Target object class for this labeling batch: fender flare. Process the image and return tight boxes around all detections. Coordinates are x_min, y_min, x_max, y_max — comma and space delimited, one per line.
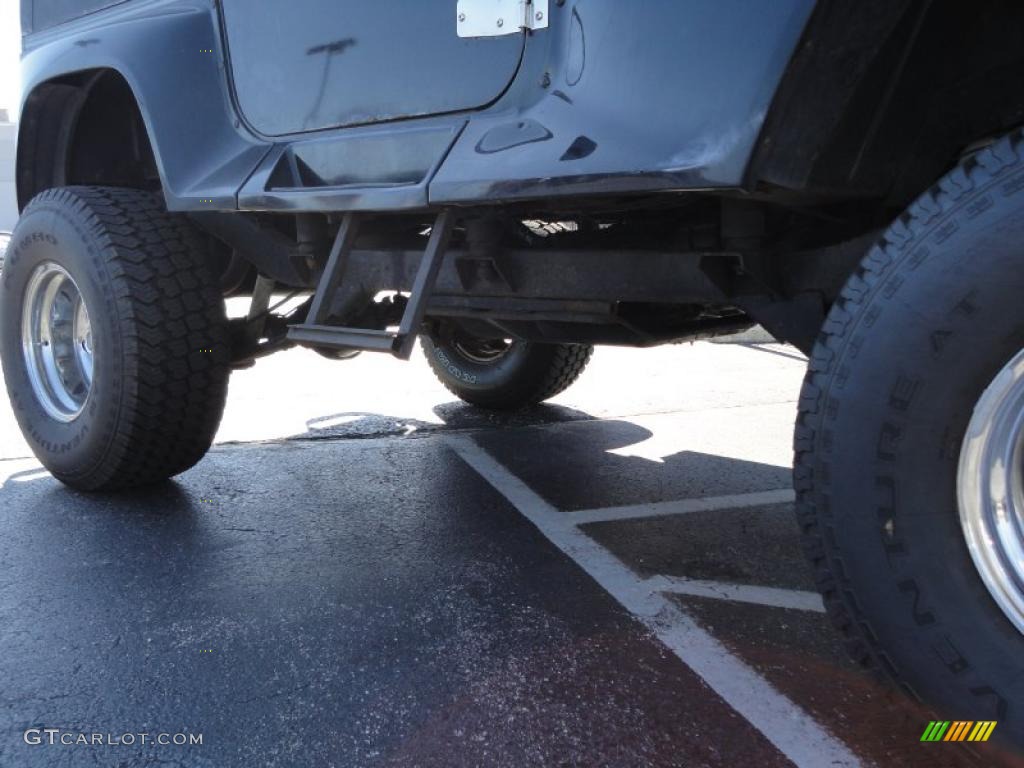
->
18, 0, 269, 211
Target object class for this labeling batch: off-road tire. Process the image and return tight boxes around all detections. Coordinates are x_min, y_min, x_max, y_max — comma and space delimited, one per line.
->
421, 335, 593, 410
0, 187, 230, 491
795, 130, 1024, 749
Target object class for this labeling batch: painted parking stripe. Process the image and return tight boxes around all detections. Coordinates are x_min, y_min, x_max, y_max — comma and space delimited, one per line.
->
565, 489, 796, 525
0, 458, 46, 490
448, 435, 860, 768
649, 575, 826, 613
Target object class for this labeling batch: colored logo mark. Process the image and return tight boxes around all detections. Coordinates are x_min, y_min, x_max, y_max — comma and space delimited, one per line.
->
920, 721, 997, 743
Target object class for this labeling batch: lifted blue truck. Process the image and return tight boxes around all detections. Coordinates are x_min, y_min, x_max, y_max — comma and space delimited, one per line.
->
3, 0, 1024, 751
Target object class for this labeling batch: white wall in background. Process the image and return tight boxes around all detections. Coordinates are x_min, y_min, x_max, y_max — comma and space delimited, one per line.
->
0, 122, 14, 231
0, 122, 15, 231
1, 1, 23, 231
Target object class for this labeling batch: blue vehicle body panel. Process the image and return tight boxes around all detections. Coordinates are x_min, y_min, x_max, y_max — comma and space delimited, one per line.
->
21, 0, 269, 210
19, 0, 816, 212
220, 0, 524, 137
432, 0, 816, 203
237, 120, 465, 213
23, 0, 128, 34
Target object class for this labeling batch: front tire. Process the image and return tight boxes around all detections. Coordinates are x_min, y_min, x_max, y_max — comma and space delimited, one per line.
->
796, 130, 1024, 748
421, 329, 592, 410
0, 187, 230, 491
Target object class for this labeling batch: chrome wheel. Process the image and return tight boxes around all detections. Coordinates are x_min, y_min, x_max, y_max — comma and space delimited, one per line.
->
20, 262, 94, 422
959, 348, 1024, 635
453, 336, 513, 364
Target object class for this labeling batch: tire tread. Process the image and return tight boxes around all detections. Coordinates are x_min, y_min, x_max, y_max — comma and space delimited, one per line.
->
421, 337, 593, 409
23, 187, 230, 490
794, 129, 1024, 682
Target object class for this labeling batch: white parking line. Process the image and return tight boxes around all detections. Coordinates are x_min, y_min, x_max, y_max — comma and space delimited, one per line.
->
0, 458, 46, 490
448, 435, 860, 768
649, 575, 826, 613
565, 488, 796, 525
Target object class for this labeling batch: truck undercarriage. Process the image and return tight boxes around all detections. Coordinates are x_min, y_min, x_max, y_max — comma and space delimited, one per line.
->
5, 0, 1024, 754
189, 199, 879, 369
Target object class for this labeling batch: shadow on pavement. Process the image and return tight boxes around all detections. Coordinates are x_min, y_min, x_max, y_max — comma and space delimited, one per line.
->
0, 414, 797, 768
278, 401, 595, 442
1, 403, 1016, 767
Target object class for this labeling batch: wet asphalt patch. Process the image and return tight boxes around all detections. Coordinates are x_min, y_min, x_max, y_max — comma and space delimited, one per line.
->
0, 437, 783, 768
2, 341, 1021, 767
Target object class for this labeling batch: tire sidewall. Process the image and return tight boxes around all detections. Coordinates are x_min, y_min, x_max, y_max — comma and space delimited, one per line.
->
424, 336, 542, 396
0, 198, 125, 481
813, 162, 1024, 733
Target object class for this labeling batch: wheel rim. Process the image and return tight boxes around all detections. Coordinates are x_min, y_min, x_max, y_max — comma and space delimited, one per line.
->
20, 262, 94, 422
452, 337, 513, 364
958, 348, 1024, 635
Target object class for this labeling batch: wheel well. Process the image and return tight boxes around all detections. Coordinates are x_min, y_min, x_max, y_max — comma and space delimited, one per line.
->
17, 69, 160, 210
750, 0, 1024, 210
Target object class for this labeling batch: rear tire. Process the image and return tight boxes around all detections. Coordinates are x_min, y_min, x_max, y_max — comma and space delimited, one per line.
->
796, 130, 1024, 749
0, 187, 230, 491
421, 330, 592, 410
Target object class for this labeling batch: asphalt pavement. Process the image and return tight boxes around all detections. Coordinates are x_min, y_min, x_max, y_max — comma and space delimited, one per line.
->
1, 335, 1020, 767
